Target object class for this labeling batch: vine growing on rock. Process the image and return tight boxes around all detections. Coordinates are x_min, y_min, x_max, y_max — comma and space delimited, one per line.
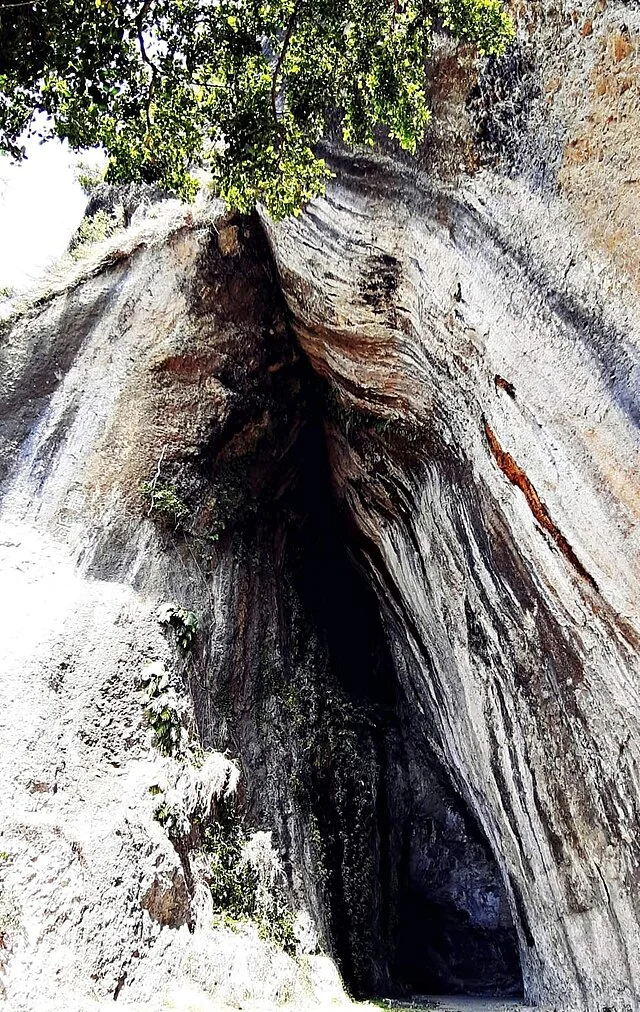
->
141, 478, 191, 529
205, 816, 297, 953
263, 632, 385, 992
141, 616, 298, 952
0, 1, 513, 217
140, 660, 187, 756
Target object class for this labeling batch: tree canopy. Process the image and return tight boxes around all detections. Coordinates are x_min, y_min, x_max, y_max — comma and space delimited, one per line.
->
0, 0, 514, 218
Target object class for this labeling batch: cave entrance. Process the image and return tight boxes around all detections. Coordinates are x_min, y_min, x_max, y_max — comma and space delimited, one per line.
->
193, 283, 523, 1002
286, 392, 523, 1000
390, 773, 523, 997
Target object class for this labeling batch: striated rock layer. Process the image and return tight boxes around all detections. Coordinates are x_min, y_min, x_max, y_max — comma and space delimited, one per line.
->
1, 1, 640, 1008
267, 2, 640, 1007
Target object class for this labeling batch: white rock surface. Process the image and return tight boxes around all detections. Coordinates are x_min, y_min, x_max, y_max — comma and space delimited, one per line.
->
0, 208, 355, 1010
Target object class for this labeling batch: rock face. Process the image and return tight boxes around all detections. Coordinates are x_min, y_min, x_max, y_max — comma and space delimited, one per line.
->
0, 205, 360, 1009
266, 2, 640, 1007
0, 199, 521, 1005
1, 2, 639, 1010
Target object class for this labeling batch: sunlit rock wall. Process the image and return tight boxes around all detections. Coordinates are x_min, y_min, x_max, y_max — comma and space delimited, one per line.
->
0, 206, 355, 1010
267, 2, 640, 1006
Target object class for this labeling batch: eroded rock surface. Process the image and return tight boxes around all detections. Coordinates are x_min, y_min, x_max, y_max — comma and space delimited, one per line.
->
0, 196, 514, 1007
267, 3, 640, 1007
0, 206, 359, 1009
1, 2, 639, 1009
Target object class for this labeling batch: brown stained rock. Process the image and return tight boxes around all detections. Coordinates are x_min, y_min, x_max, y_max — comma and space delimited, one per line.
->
611, 30, 634, 62
141, 871, 190, 929
0, 209, 359, 1009
2, 5, 640, 1009
217, 223, 241, 257
268, 71, 640, 999
418, 41, 481, 179
558, 23, 640, 287
483, 419, 598, 590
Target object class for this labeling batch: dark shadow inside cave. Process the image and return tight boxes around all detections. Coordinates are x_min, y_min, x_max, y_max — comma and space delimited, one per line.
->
283, 388, 524, 999
170, 223, 524, 1001
391, 785, 523, 997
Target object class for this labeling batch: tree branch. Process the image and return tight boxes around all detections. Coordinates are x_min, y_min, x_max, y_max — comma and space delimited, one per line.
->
135, 0, 161, 74
135, 0, 160, 130
270, 1, 301, 125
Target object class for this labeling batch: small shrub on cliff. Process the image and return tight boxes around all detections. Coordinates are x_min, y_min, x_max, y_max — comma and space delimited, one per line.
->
150, 750, 240, 836
140, 663, 297, 953
205, 818, 296, 953
68, 209, 122, 259
140, 660, 186, 757
140, 480, 190, 529
75, 161, 105, 195
206, 817, 257, 920
158, 603, 200, 653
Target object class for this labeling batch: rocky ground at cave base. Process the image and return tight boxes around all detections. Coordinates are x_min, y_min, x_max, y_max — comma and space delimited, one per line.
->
19, 995, 528, 1012
394, 999, 527, 1012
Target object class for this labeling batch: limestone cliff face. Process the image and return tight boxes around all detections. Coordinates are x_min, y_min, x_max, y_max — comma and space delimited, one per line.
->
0, 202, 520, 1006
0, 2, 639, 1010
266, 2, 640, 1007
0, 206, 361, 1009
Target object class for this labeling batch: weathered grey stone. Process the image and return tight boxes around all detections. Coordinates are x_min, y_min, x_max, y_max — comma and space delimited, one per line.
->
265, 4, 640, 1006
0, 206, 362, 1009
1, 3, 639, 1008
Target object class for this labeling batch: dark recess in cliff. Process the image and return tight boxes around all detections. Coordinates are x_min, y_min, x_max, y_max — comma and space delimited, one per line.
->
169, 228, 524, 998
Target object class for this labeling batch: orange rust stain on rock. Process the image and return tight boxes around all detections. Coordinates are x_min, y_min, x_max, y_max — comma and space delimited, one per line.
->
217, 224, 241, 257
484, 420, 598, 589
153, 352, 217, 381
564, 136, 595, 164
494, 375, 516, 399
611, 32, 634, 63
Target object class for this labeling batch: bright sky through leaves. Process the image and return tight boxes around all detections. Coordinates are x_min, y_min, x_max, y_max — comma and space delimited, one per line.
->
0, 135, 87, 292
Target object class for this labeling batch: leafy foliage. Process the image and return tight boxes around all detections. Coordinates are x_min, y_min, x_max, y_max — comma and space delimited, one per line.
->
68, 208, 122, 258
0, 0, 513, 217
205, 817, 257, 920
75, 160, 106, 194
140, 478, 190, 527
158, 602, 200, 653
140, 659, 186, 756
205, 818, 296, 953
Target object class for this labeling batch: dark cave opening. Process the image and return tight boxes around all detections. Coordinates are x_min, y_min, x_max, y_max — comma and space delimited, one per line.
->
186, 221, 523, 1001
391, 788, 523, 997
282, 388, 523, 1000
